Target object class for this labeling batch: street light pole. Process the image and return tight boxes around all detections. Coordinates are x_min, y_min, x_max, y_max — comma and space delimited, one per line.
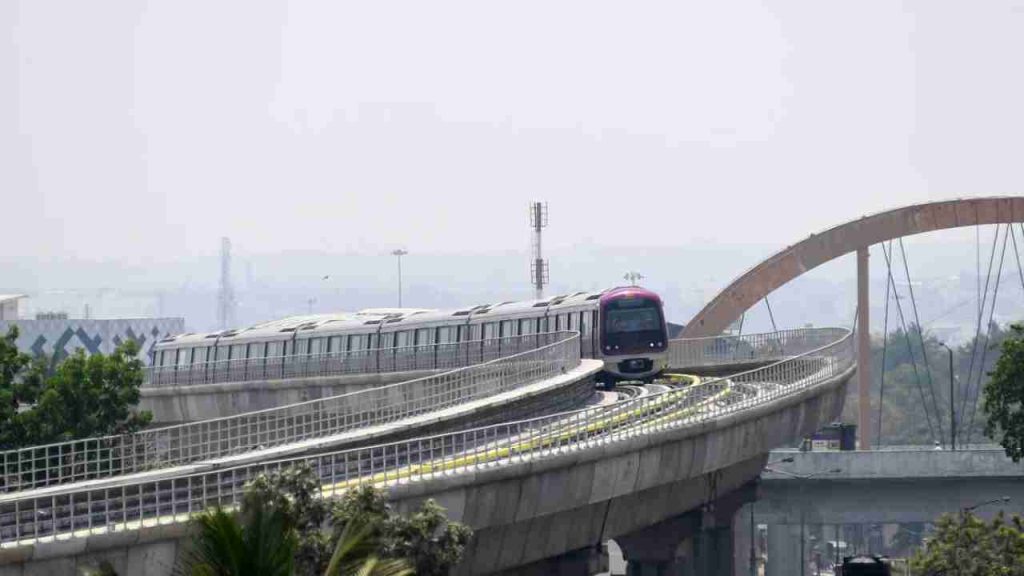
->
940, 342, 955, 451
391, 249, 408, 308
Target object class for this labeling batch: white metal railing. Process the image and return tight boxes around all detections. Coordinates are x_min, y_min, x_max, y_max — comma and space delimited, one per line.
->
0, 333, 580, 493
668, 328, 848, 370
0, 327, 853, 546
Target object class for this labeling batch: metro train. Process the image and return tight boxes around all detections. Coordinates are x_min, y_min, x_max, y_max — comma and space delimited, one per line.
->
152, 286, 669, 385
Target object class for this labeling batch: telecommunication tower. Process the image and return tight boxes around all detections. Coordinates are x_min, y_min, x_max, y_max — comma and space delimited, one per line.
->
529, 202, 549, 300
217, 237, 237, 330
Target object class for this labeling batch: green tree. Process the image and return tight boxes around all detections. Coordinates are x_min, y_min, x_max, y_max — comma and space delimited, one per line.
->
184, 465, 470, 576
0, 326, 152, 449
910, 511, 1024, 575
0, 326, 47, 447
983, 323, 1024, 462
323, 516, 412, 576
178, 506, 297, 576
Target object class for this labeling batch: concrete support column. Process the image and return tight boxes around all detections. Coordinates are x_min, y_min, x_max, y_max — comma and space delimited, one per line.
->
857, 246, 871, 450
732, 503, 754, 576
619, 511, 700, 576
693, 519, 734, 576
766, 524, 802, 576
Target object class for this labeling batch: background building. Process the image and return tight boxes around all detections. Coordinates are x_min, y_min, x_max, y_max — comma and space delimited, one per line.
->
0, 295, 183, 365
0, 295, 25, 320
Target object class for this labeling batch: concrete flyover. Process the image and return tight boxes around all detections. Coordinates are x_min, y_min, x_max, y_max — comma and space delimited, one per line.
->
741, 447, 1024, 576
681, 196, 1024, 338
0, 327, 855, 576
757, 447, 1024, 525
0, 332, 591, 494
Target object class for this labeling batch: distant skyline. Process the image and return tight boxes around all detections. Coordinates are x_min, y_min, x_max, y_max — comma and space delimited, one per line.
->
5, 2, 1024, 262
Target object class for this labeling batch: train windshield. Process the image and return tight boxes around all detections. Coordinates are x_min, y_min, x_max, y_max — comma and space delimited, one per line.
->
605, 303, 661, 333
602, 297, 666, 353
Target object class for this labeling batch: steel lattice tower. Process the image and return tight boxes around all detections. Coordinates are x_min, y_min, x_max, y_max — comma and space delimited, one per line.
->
529, 202, 549, 300
217, 237, 236, 330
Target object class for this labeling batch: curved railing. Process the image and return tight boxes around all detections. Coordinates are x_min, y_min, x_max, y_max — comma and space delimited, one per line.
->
0, 327, 853, 546
668, 327, 849, 370
0, 332, 581, 493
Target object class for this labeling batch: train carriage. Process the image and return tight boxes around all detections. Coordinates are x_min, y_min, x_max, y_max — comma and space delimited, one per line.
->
152, 287, 669, 387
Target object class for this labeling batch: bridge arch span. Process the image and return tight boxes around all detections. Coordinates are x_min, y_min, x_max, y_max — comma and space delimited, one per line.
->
682, 196, 1024, 338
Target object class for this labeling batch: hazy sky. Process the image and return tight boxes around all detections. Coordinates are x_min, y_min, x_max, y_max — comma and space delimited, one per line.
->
4, 1, 1024, 262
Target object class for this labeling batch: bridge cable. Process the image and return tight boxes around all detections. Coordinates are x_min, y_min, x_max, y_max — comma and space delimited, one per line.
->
881, 242, 940, 444
964, 224, 1009, 445
959, 224, 1002, 432
977, 218, 982, 318
877, 241, 895, 446
1013, 223, 1024, 295
764, 296, 778, 333
897, 237, 945, 446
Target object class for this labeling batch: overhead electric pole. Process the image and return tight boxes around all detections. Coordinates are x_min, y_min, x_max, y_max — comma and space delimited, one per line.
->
529, 202, 549, 300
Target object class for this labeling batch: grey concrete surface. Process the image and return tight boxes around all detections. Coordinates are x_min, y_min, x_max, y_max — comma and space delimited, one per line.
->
140, 368, 443, 423
387, 363, 853, 574
764, 446, 1024, 480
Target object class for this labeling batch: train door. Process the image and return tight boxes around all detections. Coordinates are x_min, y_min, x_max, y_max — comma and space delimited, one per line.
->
580, 311, 592, 358
378, 332, 394, 372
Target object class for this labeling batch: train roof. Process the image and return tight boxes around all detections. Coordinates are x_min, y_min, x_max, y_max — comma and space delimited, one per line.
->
156, 288, 638, 347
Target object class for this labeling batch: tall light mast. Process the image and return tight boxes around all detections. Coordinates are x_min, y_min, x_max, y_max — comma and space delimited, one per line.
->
529, 202, 549, 300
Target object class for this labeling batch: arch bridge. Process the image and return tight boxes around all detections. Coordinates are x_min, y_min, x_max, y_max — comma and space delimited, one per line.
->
682, 196, 1024, 448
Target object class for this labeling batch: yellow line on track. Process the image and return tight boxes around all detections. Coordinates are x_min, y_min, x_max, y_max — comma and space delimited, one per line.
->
320, 374, 740, 495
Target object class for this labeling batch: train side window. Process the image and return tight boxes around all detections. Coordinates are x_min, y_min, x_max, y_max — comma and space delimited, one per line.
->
349, 334, 365, 351
469, 324, 481, 341
438, 326, 453, 343
537, 317, 546, 333
580, 312, 590, 335
500, 320, 515, 338
393, 330, 409, 348
216, 346, 230, 362
519, 319, 533, 335
249, 343, 265, 359
379, 332, 393, 349
415, 328, 433, 346
309, 338, 324, 355
367, 334, 377, 349
483, 323, 497, 340
456, 325, 468, 342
